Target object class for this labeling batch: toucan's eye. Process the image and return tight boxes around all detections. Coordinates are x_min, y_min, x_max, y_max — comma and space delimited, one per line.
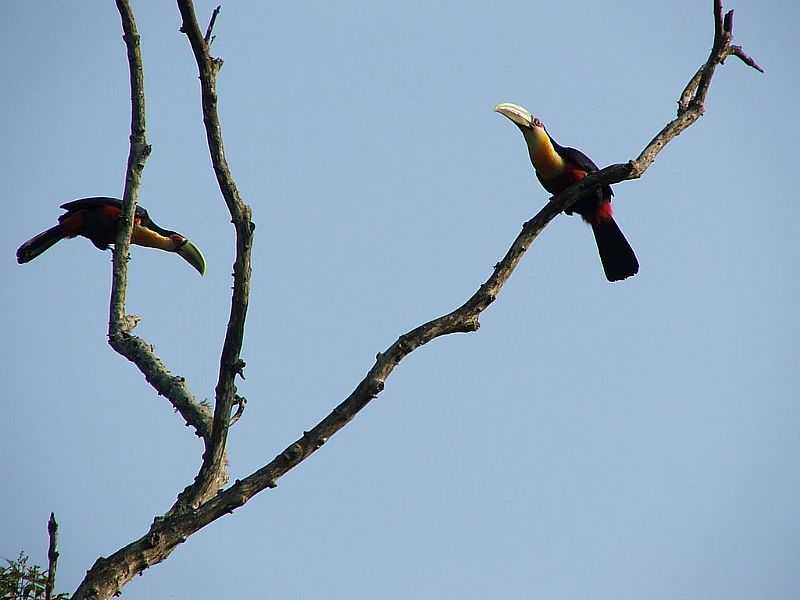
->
533, 118, 543, 128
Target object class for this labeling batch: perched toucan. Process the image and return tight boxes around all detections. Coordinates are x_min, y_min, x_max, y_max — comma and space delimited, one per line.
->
16, 197, 206, 275
495, 103, 639, 282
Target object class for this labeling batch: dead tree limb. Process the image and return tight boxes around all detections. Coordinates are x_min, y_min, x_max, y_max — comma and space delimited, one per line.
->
45, 513, 59, 600
69, 1, 760, 599
106, 0, 213, 443
169, 0, 255, 514
203, 4, 221, 45
107, 0, 149, 338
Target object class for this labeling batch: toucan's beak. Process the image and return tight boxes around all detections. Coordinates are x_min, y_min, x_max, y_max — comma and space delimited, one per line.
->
494, 103, 533, 128
176, 239, 206, 275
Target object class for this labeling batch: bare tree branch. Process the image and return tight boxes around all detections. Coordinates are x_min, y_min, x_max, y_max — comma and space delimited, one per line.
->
728, 45, 763, 72
45, 513, 59, 600
108, 336, 214, 441
203, 5, 221, 46
69, 1, 760, 598
105, 0, 214, 442
171, 0, 255, 512
107, 0, 149, 337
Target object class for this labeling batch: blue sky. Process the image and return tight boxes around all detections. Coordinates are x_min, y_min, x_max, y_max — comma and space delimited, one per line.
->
2, 1, 797, 598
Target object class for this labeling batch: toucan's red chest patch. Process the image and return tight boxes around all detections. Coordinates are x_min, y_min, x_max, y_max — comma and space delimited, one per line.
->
563, 166, 588, 183
538, 167, 588, 195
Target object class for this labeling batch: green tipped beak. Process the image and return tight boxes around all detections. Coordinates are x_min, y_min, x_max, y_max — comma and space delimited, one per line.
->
176, 239, 206, 275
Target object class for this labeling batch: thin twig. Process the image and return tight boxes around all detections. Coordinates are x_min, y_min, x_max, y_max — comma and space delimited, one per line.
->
45, 513, 58, 600
728, 45, 764, 72
204, 5, 221, 46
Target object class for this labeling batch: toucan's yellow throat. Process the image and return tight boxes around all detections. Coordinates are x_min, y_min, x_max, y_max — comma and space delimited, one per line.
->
526, 128, 564, 179
495, 102, 565, 179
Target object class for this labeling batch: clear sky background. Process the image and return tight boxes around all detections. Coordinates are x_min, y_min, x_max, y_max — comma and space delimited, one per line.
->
2, 1, 797, 598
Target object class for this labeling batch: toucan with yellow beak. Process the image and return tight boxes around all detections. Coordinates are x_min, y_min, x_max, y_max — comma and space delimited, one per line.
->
495, 103, 638, 282
16, 197, 206, 275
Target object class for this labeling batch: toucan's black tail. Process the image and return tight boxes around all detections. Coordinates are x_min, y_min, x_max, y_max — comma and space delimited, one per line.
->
590, 217, 639, 282
16, 225, 66, 264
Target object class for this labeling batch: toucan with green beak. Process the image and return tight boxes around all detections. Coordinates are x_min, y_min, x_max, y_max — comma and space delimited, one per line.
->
495, 103, 639, 282
16, 197, 206, 275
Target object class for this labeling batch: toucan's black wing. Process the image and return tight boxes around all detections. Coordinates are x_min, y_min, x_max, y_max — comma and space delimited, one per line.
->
60, 197, 121, 211
557, 146, 600, 173
552, 143, 613, 200
59, 197, 150, 220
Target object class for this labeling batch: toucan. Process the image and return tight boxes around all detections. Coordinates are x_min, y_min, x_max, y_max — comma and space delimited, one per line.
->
495, 103, 639, 282
16, 197, 206, 275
